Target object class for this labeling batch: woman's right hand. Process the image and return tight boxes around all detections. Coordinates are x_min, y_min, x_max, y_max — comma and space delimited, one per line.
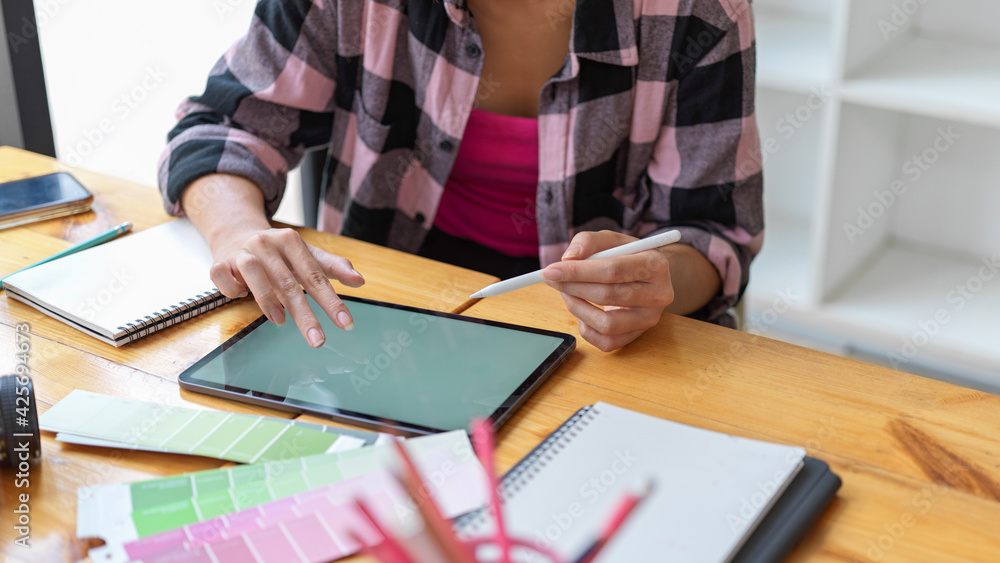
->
180, 174, 364, 349
210, 227, 366, 348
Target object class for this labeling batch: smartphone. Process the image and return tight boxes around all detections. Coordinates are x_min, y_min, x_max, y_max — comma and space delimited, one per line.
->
0, 172, 94, 230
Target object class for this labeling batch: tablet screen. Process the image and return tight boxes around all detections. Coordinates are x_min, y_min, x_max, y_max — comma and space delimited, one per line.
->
179, 295, 574, 434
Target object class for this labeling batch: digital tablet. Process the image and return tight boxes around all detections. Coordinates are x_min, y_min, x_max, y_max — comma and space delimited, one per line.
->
179, 294, 575, 436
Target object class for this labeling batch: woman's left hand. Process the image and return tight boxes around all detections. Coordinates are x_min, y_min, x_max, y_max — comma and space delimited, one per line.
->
542, 230, 676, 352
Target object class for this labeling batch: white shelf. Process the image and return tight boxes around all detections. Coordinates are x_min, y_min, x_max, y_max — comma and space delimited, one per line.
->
755, 10, 838, 92
745, 213, 813, 309
749, 0, 1000, 393
822, 243, 1000, 389
841, 36, 1000, 128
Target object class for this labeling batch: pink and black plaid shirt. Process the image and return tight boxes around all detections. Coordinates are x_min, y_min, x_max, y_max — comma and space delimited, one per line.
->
159, 0, 763, 326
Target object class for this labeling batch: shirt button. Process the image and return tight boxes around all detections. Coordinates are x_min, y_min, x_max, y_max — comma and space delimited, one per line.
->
465, 43, 482, 58
415, 212, 426, 224
439, 139, 455, 152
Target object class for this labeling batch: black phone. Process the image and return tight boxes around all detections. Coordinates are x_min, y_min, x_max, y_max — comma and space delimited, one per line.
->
0, 172, 94, 230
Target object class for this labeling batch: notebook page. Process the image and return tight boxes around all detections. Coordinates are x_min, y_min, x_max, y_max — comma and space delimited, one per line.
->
475, 402, 805, 562
4, 219, 218, 340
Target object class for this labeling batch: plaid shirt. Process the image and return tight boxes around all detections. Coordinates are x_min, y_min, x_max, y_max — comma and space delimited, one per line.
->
159, 0, 763, 326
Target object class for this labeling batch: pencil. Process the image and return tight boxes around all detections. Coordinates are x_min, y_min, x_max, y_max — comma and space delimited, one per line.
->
0, 221, 132, 289
470, 230, 681, 298
572, 481, 654, 563
471, 418, 511, 563
391, 439, 477, 563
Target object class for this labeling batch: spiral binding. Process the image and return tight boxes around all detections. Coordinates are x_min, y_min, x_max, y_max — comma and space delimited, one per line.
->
455, 404, 600, 537
115, 289, 234, 343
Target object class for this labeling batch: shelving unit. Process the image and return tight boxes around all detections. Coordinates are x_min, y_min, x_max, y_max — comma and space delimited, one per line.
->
754, 8, 839, 92
841, 37, 1000, 128
746, 0, 1000, 394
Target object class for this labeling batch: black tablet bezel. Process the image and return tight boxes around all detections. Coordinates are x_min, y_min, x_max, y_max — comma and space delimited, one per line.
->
178, 294, 576, 436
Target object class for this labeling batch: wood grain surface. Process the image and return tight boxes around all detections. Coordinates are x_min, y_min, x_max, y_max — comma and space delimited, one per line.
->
460, 283, 1000, 562
2, 146, 999, 562
0, 148, 493, 561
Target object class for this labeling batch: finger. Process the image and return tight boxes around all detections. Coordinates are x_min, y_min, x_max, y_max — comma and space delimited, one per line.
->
561, 293, 661, 337
307, 244, 365, 288
272, 231, 355, 332
231, 248, 287, 327
210, 261, 248, 298
242, 235, 332, 348
544, 250, 667, 284
577, 318, 647, 352
561, 230, 637, 261
549, 279, 660, 308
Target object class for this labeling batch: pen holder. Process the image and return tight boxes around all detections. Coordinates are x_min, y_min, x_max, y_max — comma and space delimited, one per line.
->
351, 419, 643, 563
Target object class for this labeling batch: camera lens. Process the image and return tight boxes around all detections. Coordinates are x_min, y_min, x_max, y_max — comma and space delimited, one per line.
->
0, 374, 42, 469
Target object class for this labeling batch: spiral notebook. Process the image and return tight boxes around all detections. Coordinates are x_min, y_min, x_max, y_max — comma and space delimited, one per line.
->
3, 219, 232, 346
456, 402, 836, 563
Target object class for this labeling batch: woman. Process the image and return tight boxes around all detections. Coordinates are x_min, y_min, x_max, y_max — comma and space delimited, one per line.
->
159, 0, 762, 352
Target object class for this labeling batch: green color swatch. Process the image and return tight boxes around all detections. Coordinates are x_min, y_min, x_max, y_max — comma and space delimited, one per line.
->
102, 431, 472, 539
38, 390, 363, 463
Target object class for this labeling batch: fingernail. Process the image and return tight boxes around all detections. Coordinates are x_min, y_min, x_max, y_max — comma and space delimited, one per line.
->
542, 268, 562, 281
270, 307, 286, 326
346, 269, 365, 288
337, 311, 355, 331
563, 244, 582, 259
308, 328, 325, 348
239, 288, 249, 298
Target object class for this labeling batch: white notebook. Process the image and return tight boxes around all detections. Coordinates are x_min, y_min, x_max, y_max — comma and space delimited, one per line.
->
456, 402, 805, 563
4, 219, 232, 346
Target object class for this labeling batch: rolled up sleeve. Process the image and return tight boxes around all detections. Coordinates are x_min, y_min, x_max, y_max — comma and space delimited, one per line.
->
641, 0, 763, 327
157, 0, 339, 218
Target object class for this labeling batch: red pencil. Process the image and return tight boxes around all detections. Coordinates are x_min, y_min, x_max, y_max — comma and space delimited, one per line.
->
353, 497, 416, 563
573, 481, 654, 563
391, 439, 477, 563
471, 418, 512, 563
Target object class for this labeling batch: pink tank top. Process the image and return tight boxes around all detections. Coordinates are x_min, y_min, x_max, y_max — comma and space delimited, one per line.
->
434, 108, 539, 257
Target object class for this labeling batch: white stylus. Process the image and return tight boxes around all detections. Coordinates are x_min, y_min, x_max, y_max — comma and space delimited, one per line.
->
469, 230, 682, 299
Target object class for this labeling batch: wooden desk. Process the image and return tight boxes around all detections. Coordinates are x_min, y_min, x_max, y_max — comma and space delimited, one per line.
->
0, 147, 495, 561
2, 147, 999, 562
462, 284, 1000, 562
